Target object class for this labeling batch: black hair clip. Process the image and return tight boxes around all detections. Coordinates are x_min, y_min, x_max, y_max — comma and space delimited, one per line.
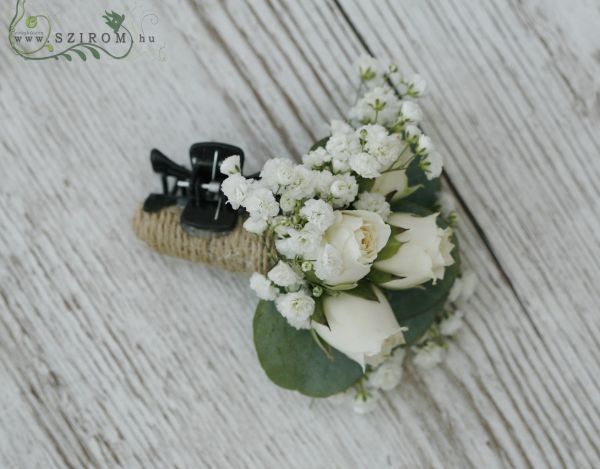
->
143, 142, 244, 234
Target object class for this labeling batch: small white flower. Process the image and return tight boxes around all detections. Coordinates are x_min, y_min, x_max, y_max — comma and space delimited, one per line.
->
352, 390, 381, 414
330, 174, 359, 207
243, 216, 268, 234
275, 291, 315, 330
314, 244, 344, 282
439, 310, 464, 336
404, 124, 422, 142
368, 358, 404, 391
408, 74, 427, 96
349, 86, 401, 126
417, 135, 434, 155
220, 154, 241, 176
421, 151, 443, 180
354, 192, 391, 220
326, 129, 361, 174
400, 101, 423, 123
260, 158, 295, 190
413, 343, 445, 370
268, 261, 302, 287
438, 192, 456, 217
244, 188, 280, 220
302, 147, 331, 169
279, 194, 296, 213
300, 199, 335, 232
284, 166, 315, 200
313, 169, 335, 198
275, 226, 322, 259
360, 125, 404, 171
349, 152, 381, 178
249, 273, 278, 301
221, 174, 251, 210
330, 119, 354, 135
448, 270, 478, 304
356, 54, 384, 84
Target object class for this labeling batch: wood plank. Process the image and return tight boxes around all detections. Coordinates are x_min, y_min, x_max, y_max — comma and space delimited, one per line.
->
1, 0, 598, 467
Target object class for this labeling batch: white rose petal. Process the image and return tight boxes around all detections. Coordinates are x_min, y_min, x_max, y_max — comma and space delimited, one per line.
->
220, 154, 241, 176
275, 291, 314, 330
318, 210, 390, 285
313, 287, 405, 370
268, 261, 302, 287
314, 244, 344, 283
371, 170, 410, 202
375, 213, 455, 290
249, 273, 278, 301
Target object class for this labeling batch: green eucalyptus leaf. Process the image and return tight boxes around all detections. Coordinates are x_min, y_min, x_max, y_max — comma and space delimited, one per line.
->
253, 301, 363, 397
345, 282, 379, 302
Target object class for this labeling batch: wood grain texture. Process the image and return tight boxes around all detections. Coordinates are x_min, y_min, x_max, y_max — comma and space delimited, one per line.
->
0, 0, 598, 467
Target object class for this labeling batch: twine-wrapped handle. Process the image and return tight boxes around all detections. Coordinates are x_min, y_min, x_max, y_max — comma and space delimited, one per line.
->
132, 206, 274, 274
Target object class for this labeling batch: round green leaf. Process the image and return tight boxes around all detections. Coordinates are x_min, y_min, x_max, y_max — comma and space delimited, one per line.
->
253, 300, 363, 397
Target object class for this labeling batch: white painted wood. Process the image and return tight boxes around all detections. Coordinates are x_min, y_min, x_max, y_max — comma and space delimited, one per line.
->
0, 0, 598, 467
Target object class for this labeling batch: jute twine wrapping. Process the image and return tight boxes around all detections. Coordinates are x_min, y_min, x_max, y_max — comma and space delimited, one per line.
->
132, 206, 275, 274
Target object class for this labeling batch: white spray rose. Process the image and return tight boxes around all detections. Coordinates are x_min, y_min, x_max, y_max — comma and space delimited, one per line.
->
249, 273, 278, 301
314, 210, 390, 286
276, 291, 314, 330
312, 287, 405, 370
219, 154, 241, 175
374, 213, 455, 290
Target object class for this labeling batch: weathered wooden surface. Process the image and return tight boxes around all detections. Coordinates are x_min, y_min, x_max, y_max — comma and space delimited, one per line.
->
1, 0, 599, 467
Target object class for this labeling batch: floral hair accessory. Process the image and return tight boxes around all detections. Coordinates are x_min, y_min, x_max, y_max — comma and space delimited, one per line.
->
134, 54, 476, 412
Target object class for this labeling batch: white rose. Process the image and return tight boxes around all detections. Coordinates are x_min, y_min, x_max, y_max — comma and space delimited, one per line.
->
276, 291, 314, 330
220, 154, 241, 176
374, 213, 455, 290
312, 287, 405, 369
249, 273, 278, 301
315, 210, 390, 286
371, 170, 410, 202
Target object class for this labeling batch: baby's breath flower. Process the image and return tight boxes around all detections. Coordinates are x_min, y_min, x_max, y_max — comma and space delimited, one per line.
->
221, 174, 252, 210
400, 101, 423, 123
244, 188, 280, 220
439, 309, 464, 336
268, 261, 302, 287
220, 154, 241, 175
300, 199, 335, 232
243, 216, 268, 234
354, 192, 391, 220
421, 151, 443, 180
275, 291, 314, 329
249, 273, 278, 301
413, 342, 445, 370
